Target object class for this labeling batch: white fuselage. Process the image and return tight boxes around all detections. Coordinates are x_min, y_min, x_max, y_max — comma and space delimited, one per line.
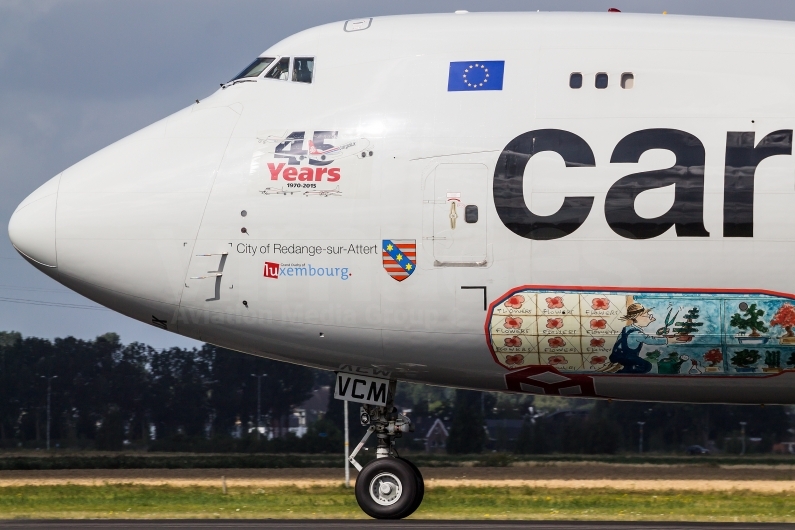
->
10, 12, 795, 403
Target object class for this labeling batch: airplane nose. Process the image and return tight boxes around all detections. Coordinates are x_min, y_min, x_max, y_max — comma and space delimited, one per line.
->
8, 174, 60, 269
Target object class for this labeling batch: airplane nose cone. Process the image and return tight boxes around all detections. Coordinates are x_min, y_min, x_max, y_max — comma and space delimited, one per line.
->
8, 174, 60, 269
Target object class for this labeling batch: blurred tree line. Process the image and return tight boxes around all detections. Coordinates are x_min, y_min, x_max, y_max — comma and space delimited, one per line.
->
397, 385, 792, 455
514, 399, 793, 455
0, 331, 791, 454
0, 331, 324, 451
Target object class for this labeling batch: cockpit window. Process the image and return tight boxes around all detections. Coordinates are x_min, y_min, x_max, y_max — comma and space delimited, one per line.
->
231, 57, 275, 81
292, 58, 314, 83
265, 57, 290, 80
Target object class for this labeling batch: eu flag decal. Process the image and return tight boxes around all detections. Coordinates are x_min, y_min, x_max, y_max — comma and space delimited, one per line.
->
382, 239, 416, 282
447, 61, 504, 91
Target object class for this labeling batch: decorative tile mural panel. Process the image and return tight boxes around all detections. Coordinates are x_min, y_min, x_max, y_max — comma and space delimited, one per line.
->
487, 288, 795, 375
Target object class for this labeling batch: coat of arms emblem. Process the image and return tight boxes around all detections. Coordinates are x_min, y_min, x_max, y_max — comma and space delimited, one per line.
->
382, 240, 416, 282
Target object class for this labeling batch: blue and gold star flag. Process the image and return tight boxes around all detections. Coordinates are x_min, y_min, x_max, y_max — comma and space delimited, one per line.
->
447, 61, 504, 91
382, 239, 416, 282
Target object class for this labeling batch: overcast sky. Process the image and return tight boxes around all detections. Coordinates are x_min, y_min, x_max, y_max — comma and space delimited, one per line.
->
2, 0, 795, 349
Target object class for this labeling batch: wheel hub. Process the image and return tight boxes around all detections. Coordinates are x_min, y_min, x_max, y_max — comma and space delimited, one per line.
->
369, 472, 402, 506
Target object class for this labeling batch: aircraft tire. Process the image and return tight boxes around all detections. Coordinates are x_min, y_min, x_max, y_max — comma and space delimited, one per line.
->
397, 457, 424, 517
355, 457, 418, 519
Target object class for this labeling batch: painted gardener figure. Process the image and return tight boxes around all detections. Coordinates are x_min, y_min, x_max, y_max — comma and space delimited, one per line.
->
610, 303, 672, 374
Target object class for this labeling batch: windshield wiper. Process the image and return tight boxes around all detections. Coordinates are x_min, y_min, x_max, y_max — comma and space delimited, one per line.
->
220, 78, 257, 89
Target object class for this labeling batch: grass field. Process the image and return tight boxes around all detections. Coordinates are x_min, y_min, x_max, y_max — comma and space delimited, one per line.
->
1, 485, 794, 521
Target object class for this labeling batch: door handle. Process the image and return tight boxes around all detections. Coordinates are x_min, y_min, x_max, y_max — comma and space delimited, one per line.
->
190, 252, 228, 279
189, 253, 229, 301
189, 272, 223, 279
433, 259, 487, 267
449, 202, 458, 229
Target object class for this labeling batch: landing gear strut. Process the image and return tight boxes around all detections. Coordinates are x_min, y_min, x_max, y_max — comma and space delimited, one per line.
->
349, 381, 423, 519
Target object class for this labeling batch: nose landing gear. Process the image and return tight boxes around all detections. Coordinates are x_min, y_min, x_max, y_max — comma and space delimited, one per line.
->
348, 385, 423, 519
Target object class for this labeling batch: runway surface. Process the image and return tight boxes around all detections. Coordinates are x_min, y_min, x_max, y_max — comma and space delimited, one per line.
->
0, 521, 792, 529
